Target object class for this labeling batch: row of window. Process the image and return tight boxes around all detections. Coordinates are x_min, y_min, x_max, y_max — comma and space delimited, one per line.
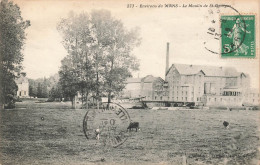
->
19, 91, 27, 96
245, 93, 260, 97
154, 96, 189, 101
207, 97, 242, 102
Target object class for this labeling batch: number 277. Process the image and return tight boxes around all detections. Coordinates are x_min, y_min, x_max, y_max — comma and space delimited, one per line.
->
127, 4, 135, 8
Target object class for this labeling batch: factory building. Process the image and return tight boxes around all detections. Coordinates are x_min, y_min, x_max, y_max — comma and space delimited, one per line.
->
122, 43, 259, 107
165, 63, 253, 106
122, 75, 164, 100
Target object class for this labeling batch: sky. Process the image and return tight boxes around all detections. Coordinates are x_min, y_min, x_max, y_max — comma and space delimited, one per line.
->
14, 0, 259, 88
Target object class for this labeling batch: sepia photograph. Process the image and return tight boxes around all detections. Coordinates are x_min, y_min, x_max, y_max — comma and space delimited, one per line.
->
0, 0, 259, 164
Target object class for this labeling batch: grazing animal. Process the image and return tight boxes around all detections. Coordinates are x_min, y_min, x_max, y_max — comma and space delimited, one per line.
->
127, 122, 140, 132
223, 121, 229, 129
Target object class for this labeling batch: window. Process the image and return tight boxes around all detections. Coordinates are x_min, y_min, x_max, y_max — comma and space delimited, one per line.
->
215, 98, 216, 102
24, 91, 26, 95
185, 97, 187, 101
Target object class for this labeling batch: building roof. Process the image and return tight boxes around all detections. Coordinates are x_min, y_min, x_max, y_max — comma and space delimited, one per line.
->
125, 78, 142, 83
15, 75, 28, 84
142, 75, 164, 83
168, 63, 242, 77
126, 75, 164, 83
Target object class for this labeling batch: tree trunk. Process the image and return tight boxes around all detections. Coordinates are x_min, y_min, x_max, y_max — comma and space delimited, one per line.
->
108, 92, 111, 103
96, 98, 99, 110
71, 96, 76, 109
81, 92, 84, 108
85, 95, 88, 109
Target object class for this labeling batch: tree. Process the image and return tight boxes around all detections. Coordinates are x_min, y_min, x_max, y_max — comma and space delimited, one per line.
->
41, 78, 49, 98
58, 57, 80, 108
28, 79, 37, 98
57, 10, 140, 108
48, 83, 63, 102
36, 82, 42, 98
0, 0, 30, 109
57, 12, 96, 108
90, 10, 140, 102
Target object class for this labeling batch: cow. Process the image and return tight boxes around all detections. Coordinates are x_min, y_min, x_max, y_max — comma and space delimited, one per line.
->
127, 122, 140, 132
223, 121, 229, 129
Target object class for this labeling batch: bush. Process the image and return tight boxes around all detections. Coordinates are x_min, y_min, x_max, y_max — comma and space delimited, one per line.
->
4, 94, 16, 109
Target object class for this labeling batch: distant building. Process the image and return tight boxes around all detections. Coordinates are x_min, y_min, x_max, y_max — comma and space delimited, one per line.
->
122, 75, 164, 100
141, 75, 165, 100
123, 78, 142, 98
122, 43, 259, 107
15, 72, 29, 98
165, 64, 251, 106
243, 88, 260, 106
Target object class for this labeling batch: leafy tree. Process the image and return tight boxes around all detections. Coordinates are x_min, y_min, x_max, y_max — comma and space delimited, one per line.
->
90, 10, 140, 102
57, 12, 96, 108
58, 57, 79, 108
57, 10, 140, 108
36, 82, 42, 98
0, 0, 30, 109
29, 74, 60, 99
28, 79, 37, 98
48, 82, 63, 101
41, 78, 49, 98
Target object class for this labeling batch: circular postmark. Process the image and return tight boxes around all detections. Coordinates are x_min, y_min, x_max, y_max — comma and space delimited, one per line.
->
83, 102, 131, 148
204, 5, 248, 55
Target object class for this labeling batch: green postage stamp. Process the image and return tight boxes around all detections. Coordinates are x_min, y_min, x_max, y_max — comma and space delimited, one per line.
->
221, 15, 256, 58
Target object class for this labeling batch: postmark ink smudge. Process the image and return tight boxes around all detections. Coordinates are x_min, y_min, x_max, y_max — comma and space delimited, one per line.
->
83, 102, 131, 148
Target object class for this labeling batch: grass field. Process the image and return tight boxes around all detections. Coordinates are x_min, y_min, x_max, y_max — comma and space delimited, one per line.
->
0, 100, 259, 165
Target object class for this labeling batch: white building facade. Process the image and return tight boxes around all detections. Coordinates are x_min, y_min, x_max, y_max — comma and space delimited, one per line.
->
15, 73, 29, 98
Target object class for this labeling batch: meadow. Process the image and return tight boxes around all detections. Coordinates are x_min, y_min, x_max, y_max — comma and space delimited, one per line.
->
0, 100, 259, 165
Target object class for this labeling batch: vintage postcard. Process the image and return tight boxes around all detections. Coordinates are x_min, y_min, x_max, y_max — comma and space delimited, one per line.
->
0, 0, 259, 164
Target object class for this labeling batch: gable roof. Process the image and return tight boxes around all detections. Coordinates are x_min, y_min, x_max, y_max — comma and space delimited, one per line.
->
167, 63, 241, 77
15, 75, 28, 84
126, 75, 164, 84
142, 75, 164, 83
125, 78, 142, 83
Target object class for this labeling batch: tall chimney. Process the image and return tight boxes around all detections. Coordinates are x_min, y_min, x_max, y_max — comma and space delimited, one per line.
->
165, 42, 170, 76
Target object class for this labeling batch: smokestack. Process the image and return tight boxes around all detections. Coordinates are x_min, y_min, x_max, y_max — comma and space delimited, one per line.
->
165, 42, 170, 76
